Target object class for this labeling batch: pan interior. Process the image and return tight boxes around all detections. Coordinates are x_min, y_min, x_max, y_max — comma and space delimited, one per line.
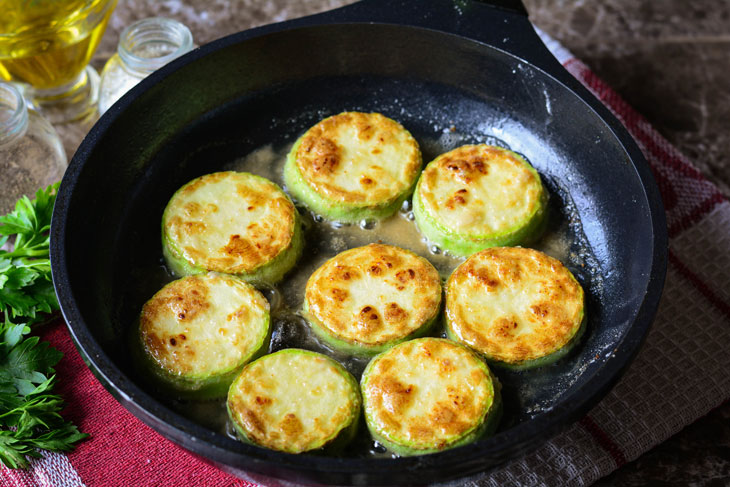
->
58, 24, 655, 481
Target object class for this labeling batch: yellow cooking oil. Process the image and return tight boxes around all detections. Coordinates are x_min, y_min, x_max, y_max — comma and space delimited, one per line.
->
0, 0, 117, 90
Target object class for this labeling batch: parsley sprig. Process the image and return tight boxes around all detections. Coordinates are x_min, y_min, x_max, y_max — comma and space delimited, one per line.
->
0, 184, 88, 469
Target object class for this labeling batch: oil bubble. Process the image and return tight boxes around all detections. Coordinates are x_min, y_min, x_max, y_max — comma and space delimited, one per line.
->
259, 285, 282, 312
224, 419, 238, 440
330, 220, 348, 229
359, 219, 377, 230
371, 441, 387, 454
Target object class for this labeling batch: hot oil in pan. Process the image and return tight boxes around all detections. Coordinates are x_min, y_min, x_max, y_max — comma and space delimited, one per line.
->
163, 135, 602, 458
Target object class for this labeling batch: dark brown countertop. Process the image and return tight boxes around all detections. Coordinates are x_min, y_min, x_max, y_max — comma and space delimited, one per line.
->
526, 0, 730, 199
56, 1, 729, 485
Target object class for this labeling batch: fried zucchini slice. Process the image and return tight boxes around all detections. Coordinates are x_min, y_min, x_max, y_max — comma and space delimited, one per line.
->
445, 247, 586, 370
303, 243, 442, 357
162, 171, 303, 284
413, 144, 547, 256
136, 272, 270, 399
227, 349, 361, 454
361, 338, 501, 456
283, 112, 422, 222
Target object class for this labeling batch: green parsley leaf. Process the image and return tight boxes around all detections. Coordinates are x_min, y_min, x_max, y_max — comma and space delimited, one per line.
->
0, 336, 62, 395
0, 183, 59, 323
0, 183, 89, 469
2, 323, 28, 348
0, 430, 39, 469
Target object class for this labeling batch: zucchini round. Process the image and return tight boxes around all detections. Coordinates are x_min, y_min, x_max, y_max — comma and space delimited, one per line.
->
303, 243, 442, 357
227, 349, 361, 454
162, 171, 303, 285
283, 111, 422, 222
361, 337, 501, 456
413, 144, 547, 256
445, 247, 586, 370
135, 272, 270, 399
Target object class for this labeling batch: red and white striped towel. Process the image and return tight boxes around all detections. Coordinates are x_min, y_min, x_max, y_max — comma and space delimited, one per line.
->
3, 31, 729, 487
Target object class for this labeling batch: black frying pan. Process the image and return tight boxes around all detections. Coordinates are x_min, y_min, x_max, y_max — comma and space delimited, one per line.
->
50, 0, 667, 485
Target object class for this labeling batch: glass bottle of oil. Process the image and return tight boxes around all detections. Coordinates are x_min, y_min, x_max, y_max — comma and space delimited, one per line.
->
0, 0, 117, 123
98, 17, 194, 115
0, 82, 67, 215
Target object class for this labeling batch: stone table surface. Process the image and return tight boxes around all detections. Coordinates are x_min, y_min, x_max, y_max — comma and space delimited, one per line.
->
56, 1, 729, 485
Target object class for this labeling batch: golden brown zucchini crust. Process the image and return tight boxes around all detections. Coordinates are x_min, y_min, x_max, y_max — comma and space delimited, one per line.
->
138, 272, 270, 398
414, 144, 547, 256
304, 243, 442, 355
361, 338, 499, 455
445, 247, 585, 368
227, 349, 361, 453
162, 171, 301, 283
284, 112, 422, 221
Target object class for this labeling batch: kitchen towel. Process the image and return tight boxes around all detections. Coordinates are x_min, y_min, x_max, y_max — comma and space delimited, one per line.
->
2, 28, 729, 487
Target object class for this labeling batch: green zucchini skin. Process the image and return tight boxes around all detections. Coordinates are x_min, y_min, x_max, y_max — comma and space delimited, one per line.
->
132, 331, 269, 400
446, 310, 587, 371
133, 273, 271, 400
303, 304, 441, 357
412, 186, 547, 257
413, 145, 548, 257
360, 338, 501, 456
284, 141, 414, 223
227, 349, 362, 454
282, 112, 422, 223
161, 171, 303, 285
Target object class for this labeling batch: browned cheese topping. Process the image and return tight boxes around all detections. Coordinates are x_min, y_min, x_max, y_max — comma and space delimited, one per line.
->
295, 112, 421, 204
139, 273, 269, 376
446, 247, 584, 363
305, 243, 441, 346
164, 171, 296, 274
363, 338, 493, 450
418, 145, 543, 236
227, 350, 359, 453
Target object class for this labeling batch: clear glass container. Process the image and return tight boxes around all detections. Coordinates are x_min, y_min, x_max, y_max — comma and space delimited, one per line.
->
0, 0, 118, 124
0, 82, 67, 215
98, 17, 194, 115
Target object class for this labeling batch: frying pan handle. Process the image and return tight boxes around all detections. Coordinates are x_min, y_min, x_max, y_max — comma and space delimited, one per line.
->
283, 0, 570, 85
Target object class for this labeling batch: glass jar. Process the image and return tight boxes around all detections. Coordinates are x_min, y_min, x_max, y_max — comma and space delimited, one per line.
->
98, 17, 194, 115
0, 82, 67, 215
